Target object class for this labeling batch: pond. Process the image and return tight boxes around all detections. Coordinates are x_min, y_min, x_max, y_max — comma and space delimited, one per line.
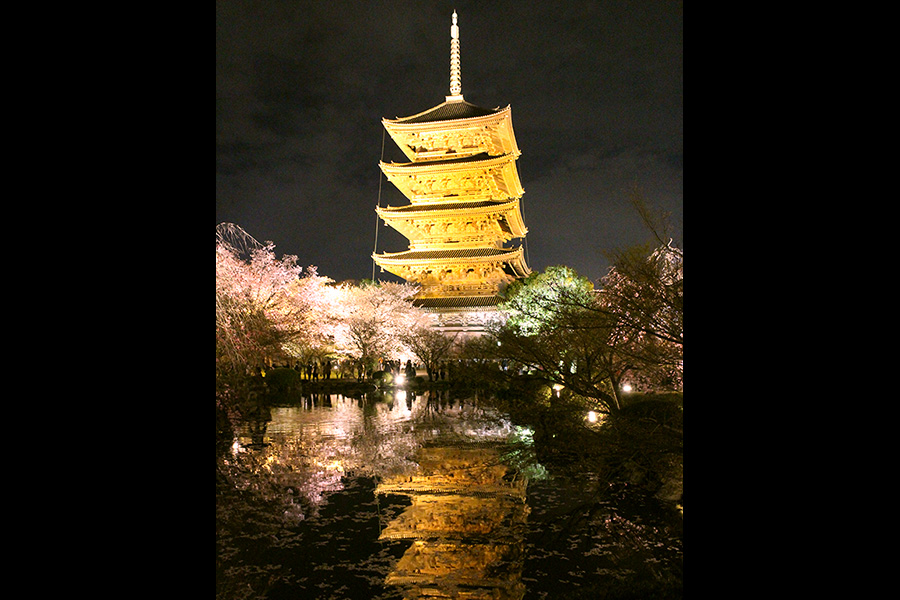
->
216, 389, 683, 599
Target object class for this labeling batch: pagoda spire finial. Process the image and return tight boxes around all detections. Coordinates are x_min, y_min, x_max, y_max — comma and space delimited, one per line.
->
448, 11, 463, 101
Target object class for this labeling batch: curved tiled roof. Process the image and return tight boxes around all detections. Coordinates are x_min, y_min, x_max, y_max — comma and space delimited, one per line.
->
378, 199, 515, 213
390, 99, 500, 124
381, 151, 506, 169
376, 247, 520, 261
413, 295, 503, 310
373, 246, 530, 279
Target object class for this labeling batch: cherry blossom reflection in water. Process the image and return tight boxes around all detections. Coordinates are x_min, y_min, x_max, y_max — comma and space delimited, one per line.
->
218, 392, 682, 599
219, 391, 524, 599
230, 391, 516, 521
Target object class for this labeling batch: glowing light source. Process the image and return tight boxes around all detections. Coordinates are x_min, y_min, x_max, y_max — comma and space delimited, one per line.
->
230, 439, 244, 456
395, 374, 405, 386
622, 383, 632, 393
585, 410, 608, 426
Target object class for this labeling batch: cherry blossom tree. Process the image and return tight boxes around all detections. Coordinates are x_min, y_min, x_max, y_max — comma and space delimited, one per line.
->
330, 281, 427, 373
399, 325, 458, 381
216, 222, 355, 374
599, 241, 683, 391
277, 267, 344, 364
218, 223, 502, 399
216, 236, 302, 376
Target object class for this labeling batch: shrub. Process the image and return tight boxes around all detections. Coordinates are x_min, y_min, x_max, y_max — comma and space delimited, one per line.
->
265, 368, 300, 393
372, 370, 393, 386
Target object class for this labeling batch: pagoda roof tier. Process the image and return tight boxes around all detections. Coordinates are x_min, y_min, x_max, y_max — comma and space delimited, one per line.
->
383, 102, 520, 162
380, 152, 524, 203
377, 199, 509, 213
374, 246, 526, 266
372, 247, 531, 285
385, 98, 500, 124
412, 295, 503, 311
376, 198, 528, 244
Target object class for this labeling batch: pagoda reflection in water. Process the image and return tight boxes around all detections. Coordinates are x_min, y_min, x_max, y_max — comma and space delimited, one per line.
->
376, 445, 529, 599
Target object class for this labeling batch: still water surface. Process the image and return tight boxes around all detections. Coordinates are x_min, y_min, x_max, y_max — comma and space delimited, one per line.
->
216, 390, 682, 599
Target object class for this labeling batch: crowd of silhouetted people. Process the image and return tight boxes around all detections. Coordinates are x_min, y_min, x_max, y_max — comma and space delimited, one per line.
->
259, 357, 456, 382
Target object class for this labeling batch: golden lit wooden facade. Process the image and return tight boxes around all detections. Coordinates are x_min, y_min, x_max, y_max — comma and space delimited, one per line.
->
373, 12, 531, 335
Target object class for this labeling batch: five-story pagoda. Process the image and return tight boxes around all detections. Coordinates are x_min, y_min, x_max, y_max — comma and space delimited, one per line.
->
373, 11, 531, 336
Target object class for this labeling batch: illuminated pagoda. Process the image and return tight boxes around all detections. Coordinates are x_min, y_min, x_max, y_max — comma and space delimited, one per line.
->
373, 11, 531, 336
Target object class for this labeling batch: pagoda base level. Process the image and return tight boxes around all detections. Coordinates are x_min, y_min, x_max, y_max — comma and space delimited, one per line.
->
416, 297, 506, 337
434, 320, 490, 338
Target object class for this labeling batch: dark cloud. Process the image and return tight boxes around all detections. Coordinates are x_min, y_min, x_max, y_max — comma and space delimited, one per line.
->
216, 0, 682, 283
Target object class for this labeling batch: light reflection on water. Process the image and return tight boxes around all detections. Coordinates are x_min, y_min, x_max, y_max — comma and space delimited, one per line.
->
234, 391, 519, 481
218, 391, 682, 599
377, 444, 530, 599
229, 391, 523, 527
240, 391, 516, 444
222, 391, 531, 599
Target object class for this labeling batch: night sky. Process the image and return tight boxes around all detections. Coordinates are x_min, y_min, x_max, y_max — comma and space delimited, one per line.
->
216, 0, 682, 285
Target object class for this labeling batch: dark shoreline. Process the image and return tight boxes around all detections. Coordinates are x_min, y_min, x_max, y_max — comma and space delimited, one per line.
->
271, 375, 458, 398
